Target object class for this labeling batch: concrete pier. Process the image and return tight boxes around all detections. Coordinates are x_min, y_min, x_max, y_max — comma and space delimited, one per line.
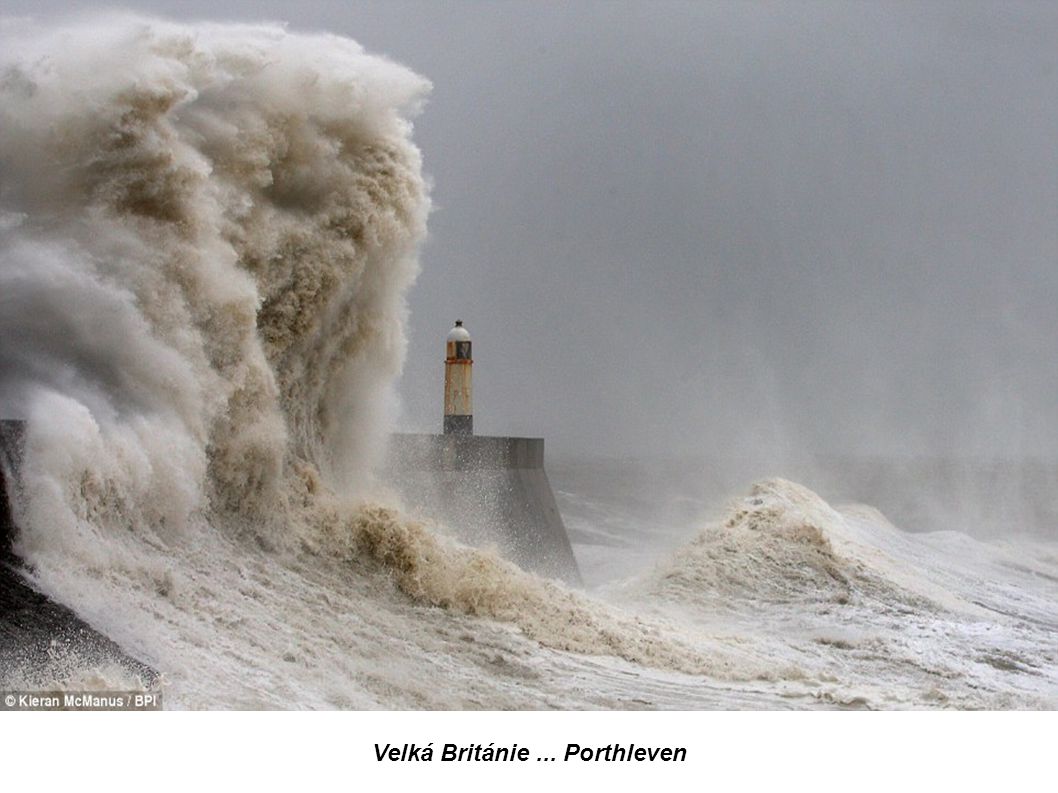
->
385, 434, 581, 585
0, 420, 156, 684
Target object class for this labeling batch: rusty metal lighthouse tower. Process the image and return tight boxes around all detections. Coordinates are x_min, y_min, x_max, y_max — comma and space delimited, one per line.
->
443, 320, 473, 435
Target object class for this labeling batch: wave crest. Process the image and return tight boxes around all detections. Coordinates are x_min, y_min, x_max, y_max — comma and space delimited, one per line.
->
0, 16, 430, 555
647, 479, 920, 609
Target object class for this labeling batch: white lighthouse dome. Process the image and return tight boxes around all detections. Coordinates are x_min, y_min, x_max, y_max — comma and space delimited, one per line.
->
447, 320, 471, 342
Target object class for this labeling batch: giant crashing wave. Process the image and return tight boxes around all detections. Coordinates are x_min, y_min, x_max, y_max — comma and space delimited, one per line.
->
0, 16, 757, 697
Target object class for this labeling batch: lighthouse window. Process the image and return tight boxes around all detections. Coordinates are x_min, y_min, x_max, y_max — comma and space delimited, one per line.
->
455, 341, 471, 360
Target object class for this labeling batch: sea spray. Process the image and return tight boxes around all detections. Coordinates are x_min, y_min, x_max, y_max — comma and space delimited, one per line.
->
0, 16, 439, 698
0, 16, 429, 548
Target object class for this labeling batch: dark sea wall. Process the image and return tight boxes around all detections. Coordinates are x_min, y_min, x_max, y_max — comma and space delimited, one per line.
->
0, 420, 26, 565
0, 420, 156, 685
385, 434, 582, 585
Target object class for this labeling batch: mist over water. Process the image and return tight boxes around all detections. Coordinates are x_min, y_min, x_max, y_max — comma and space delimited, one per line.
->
0, 13, 1056, 709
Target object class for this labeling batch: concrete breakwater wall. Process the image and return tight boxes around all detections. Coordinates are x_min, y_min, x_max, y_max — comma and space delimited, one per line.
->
384, 434, 581, 585
0, 420, 156, 684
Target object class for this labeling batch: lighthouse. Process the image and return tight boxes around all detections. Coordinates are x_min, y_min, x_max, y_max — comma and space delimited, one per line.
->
385, 319, 580, 583
443, 320, 473, 435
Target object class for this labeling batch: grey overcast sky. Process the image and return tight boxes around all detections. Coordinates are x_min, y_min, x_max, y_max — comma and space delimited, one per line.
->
3, 1, 1056, 459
